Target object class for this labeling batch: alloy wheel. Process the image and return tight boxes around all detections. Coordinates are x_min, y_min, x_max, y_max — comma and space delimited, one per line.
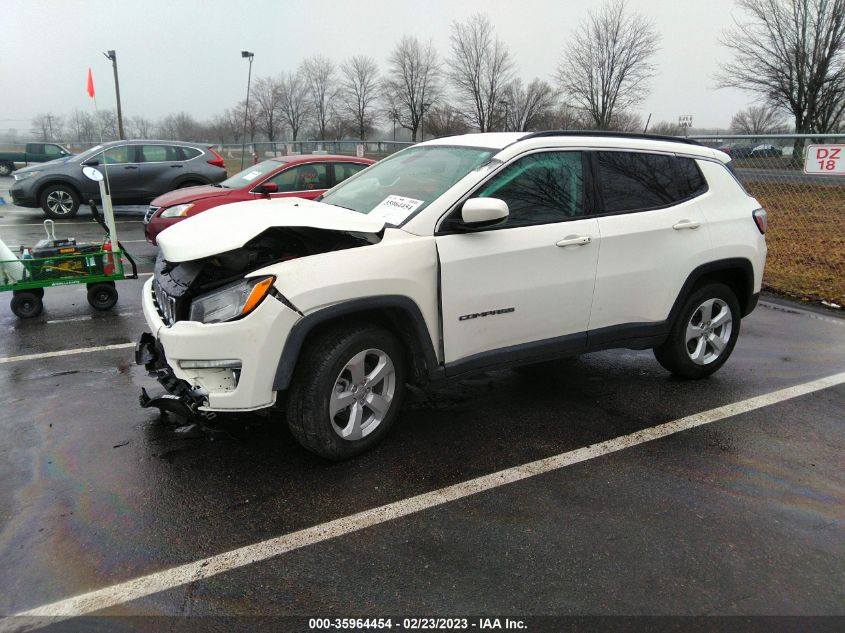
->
46, 190, 74, 215
685, 298, 733, 365
329, 348, 397, 440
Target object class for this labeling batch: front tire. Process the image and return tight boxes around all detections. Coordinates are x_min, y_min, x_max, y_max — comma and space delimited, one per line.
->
654, 282, 741, 379
40, 184, 80, 219
286, 324, 406, 460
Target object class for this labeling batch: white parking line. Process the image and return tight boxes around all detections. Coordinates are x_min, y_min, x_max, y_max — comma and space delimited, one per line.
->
4, 370, 844, 627
0, 342, 134, 364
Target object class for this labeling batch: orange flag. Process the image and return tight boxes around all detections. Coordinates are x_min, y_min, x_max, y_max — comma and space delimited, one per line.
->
86, 68, 95, 98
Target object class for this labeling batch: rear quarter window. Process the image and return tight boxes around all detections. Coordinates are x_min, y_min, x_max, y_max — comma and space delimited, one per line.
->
179, 147, 202, 160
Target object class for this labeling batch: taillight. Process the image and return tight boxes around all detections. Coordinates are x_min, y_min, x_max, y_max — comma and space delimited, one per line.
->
752, 208, 767, 234
207, 148, 225, 168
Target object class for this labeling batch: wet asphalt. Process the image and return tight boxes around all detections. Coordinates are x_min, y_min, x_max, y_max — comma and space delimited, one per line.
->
0, 180, 844, 626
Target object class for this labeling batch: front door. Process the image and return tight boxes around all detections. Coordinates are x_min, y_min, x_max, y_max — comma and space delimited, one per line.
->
436, 150, 600, 369
96, 145, 140, 202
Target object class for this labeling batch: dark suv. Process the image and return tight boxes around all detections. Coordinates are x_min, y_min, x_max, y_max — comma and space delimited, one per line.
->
9, 139, 227, 218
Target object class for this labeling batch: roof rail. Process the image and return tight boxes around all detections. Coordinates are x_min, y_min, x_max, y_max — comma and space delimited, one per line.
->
519, 130, 703, 146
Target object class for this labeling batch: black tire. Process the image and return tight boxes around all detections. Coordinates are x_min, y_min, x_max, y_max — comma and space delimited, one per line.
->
0, 161, 13, 177
654, 282, 741, 379
87, 282, 118, 311
286, 324, 406, 460
11, 291, 43, 319
178, 181, 202, 189
40, 184, 80, 219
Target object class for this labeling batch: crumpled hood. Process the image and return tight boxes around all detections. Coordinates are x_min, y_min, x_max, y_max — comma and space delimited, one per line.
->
151, 185, 231, 208
157, 197, 385, 262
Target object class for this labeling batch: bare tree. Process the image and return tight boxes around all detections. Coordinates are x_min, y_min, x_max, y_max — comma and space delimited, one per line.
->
340, 55, 380, 140
252, 75, 285, 142
448, 13, 515, 132
533, 102, 589, 130
424, 103, 472, 137
32, 113, 63, 141
301, 55, 338, 140
279, 71, 311, 141
717, 0, 845, 134
67, 110, 94, 141
96, 110, 119, 140
648, 120, 682, 135
384, 36, 441, 141
128, 115, 154, 138
557, 0, 659, 129
503, 78, 559, 131
730, 104, 788, 134
608, 109, 643, 132
233, 100, 260, 142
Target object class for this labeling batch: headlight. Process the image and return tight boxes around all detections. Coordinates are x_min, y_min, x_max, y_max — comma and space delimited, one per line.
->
159, 203, 194, 218
13, 171, 40, 181
189, 276, 275, 324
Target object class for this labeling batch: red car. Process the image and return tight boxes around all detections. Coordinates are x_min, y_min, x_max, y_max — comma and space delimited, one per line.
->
143, 154, 374, 244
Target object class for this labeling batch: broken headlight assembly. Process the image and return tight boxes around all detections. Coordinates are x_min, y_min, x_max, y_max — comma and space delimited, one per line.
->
188, 275, 275, 324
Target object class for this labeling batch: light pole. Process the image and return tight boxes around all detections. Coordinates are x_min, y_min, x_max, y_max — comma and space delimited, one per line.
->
103, 50, 125, 139
420, 102, 431, 141
501, 99, 509, 132
240, 51, 255, 170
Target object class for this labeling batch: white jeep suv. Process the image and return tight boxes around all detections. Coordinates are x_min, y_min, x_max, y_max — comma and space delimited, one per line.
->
136, 131, 767, 459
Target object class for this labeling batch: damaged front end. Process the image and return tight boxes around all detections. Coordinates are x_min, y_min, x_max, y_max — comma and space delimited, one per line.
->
135, 224, 381, 418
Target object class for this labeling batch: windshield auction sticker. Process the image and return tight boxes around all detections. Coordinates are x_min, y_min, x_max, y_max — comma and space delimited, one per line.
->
369, 195, 425, 224
242, 170, 263, 181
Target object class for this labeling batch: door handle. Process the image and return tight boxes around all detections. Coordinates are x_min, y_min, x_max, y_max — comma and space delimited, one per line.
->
556, 235, 592, 247
170, 164, 183, 168
673, 220, 700, 230
124, 165, 139, 170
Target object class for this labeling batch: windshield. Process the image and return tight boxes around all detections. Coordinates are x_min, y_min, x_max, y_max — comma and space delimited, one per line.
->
220, 160, 285, 189
76, 144, 104, 160
320, 145, 495, 224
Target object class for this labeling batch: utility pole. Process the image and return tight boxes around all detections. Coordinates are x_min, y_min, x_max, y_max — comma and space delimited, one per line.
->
240, 51, 255, 171
104, 50, 125, 139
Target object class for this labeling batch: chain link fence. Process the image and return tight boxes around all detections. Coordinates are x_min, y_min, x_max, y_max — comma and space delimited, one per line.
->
692, 134, 845, 308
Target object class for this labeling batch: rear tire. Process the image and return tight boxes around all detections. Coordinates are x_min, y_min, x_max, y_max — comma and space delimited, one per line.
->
178, 181, 202, 189
286, 324, 406, 460
653, 282, 740, 379
11, 291, 43, 318
87, 282, 118, 311
0, 161, 13, 177
40, 184, 80, 219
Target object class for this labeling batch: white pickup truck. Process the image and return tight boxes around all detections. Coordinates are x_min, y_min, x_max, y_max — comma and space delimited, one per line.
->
136, 131, 767, 460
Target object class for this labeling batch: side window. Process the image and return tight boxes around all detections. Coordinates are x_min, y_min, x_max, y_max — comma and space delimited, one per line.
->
676, 157, 707, 198
179, 146, 201, 160
596, 151, 680, 213
101, 145, 134, 164
334, 162, 368, 184
44, 144, 63, 157
28, 144, 45, 155
474, 151, 584, 228
140, 145, 183, 162
267, 163, 328, 192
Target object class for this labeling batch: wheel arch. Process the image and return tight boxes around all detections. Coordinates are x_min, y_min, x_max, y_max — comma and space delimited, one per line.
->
273, 295, 440, 392
669, 258, 757, 323
35, 178, 84, 204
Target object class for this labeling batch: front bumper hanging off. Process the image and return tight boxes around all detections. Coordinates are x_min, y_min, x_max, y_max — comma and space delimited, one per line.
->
135, 332, 210, 419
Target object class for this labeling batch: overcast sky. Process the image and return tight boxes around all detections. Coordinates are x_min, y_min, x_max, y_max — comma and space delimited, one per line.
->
2, 0, 755, 133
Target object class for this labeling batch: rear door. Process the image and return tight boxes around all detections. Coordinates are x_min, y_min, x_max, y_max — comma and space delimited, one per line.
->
588, 151, 712, 332
138, 144, 190, 200
436, 150, 600, 368
330, 161, 369, 188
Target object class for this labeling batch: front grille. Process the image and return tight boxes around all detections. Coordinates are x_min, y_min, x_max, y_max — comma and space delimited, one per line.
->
152, 278, 178, 325
144, 206, 159, 224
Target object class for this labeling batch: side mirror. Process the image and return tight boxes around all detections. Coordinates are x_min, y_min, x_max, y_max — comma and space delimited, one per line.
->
254, 181, 278, 195
460, 197, 509, 228
82, 158, 100, 167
